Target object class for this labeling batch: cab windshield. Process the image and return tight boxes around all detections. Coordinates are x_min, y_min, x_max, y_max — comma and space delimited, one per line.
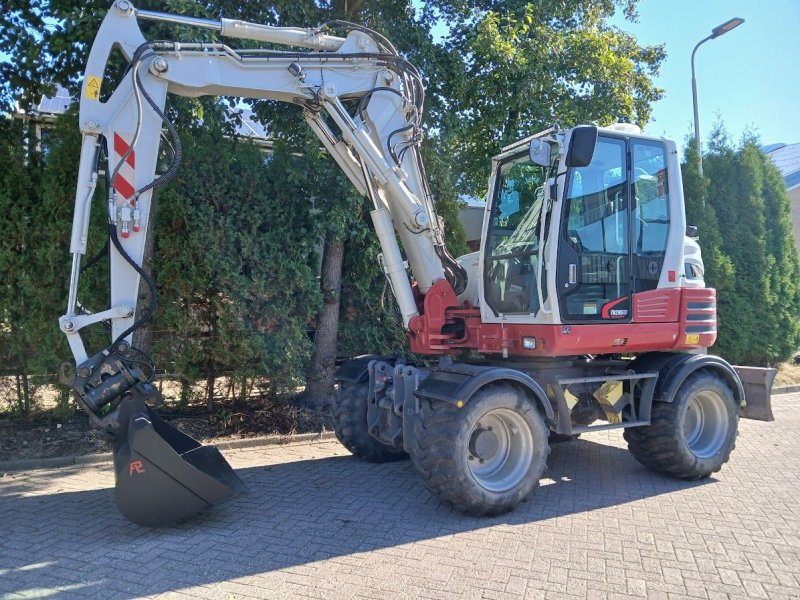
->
484, 152, 551, 316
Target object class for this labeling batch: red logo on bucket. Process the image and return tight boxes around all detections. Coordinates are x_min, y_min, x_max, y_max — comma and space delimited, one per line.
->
129, 460, 145, 476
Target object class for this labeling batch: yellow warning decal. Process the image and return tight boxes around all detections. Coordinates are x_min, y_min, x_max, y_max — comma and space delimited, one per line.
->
85, 76, 101, 100
685, 333, 700, 345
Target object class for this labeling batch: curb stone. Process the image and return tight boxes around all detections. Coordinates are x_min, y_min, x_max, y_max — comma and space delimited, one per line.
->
0, 430, 336, 474
773, 384, 800, 395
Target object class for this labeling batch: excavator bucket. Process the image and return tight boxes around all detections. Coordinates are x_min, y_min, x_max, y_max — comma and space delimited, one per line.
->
112, 406, 247, 526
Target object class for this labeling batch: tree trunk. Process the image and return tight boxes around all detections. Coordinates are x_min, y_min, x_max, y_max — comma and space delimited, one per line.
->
304, 232, 345, 406
14, 374, 24, 415
206, 369, 216, 412
21, 372, 30, 415
335, 0, 366, 20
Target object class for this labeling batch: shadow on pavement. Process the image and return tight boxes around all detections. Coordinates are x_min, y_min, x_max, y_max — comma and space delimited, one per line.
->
0, 437, 712, 598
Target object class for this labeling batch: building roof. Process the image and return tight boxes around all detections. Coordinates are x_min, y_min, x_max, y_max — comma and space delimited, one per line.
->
764, 142, 800, 191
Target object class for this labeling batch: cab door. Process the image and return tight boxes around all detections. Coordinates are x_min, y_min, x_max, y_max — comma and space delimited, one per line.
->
556, 135, 632, 322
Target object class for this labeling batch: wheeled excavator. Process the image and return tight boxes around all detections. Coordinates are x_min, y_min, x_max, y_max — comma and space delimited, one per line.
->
62, 1, 776, 526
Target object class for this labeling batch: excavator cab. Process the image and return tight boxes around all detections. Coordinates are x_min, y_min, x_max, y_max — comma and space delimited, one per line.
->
478, 124, 714, 349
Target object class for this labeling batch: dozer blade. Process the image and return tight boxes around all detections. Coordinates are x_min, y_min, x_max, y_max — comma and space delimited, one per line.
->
113, 407, 247, 527
735, 366, 776, 422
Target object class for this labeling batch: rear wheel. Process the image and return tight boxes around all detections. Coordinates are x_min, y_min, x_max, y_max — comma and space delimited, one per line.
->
332, 382, 407, 463
624, 372, 737, 479
408, 384, 549, 516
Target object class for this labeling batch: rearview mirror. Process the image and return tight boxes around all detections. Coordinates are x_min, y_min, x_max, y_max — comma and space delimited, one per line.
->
529, 138, 551, 167
565, 126, 598, 168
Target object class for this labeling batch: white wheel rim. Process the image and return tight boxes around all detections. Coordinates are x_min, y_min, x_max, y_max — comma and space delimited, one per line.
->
683, 389, 729, 459
467, 408, 534, 493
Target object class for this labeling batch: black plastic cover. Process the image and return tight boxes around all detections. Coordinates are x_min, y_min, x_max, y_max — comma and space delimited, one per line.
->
335, 355, 394, 383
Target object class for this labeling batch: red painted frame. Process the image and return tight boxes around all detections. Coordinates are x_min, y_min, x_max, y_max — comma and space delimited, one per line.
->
407, 280, 716, 356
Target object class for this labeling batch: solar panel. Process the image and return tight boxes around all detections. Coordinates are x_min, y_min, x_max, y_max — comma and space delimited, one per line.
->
36, 85, 72, 115
232, 109, 269, 140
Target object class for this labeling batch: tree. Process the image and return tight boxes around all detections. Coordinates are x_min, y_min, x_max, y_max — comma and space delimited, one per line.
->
680, 137, 736, 357
426, 0, 665, 195
0, 113, 109, 415
699, 124, 800, 365
0, 117, 44, 414
152, 127, 320, 407
231, 0, 465, 405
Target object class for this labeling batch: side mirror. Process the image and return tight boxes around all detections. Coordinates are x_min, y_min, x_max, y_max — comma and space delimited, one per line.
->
529, 138, 551, 167
565, 126, 598, 168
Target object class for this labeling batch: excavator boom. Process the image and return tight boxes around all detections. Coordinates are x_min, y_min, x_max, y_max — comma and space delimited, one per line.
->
62, 1, 464, 525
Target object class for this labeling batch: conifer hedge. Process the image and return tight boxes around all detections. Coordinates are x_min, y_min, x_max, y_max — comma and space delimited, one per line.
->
682, 130, 800, 366
3, 113, 799, 416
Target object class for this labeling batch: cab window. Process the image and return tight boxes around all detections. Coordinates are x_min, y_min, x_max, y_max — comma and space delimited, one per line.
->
484, 153, 550, 315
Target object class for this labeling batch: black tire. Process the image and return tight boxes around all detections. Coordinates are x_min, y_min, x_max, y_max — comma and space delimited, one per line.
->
332, 382, 407, 463
407, 384, 550, 516
624, 372, 738, 479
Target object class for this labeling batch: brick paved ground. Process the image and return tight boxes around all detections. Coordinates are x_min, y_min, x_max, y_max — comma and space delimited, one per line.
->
1, 395, 799, 600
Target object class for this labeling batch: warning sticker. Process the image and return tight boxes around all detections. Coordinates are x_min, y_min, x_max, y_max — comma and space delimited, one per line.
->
685, 333, 700, 345
85, 76, 101, 100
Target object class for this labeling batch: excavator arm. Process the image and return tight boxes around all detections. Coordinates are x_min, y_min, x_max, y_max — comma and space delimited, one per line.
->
60, 0, 465, 526
63, 1, 465, 365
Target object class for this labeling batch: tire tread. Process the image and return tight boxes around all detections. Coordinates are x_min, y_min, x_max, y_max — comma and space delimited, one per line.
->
407, 384, 550, 516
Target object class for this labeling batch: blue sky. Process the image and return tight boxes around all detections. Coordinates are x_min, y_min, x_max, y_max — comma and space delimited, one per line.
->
610, 0, 799, 154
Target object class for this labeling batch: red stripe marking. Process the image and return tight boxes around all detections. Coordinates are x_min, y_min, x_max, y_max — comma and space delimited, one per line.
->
113, 132, 135, 168
114, 174, 136, 199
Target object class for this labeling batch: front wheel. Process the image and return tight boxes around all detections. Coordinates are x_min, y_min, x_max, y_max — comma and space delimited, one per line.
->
408, 384, 550, 516
624, 372, 738, 479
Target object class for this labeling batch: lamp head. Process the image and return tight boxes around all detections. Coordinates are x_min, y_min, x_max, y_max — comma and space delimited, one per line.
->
711, 17, 744, 39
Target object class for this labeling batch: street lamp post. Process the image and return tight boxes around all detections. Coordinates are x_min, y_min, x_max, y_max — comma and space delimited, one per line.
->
691, 17, 745, 175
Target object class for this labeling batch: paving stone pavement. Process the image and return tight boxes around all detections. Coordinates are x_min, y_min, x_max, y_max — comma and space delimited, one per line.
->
1, 395, 799, 600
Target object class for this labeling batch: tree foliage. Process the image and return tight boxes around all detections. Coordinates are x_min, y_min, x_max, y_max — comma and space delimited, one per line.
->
682, 126, 800, 366
152, 127, 322, 403
0, 118, 46, 413
0, 114, 110, 414
425, 0, 665, 195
